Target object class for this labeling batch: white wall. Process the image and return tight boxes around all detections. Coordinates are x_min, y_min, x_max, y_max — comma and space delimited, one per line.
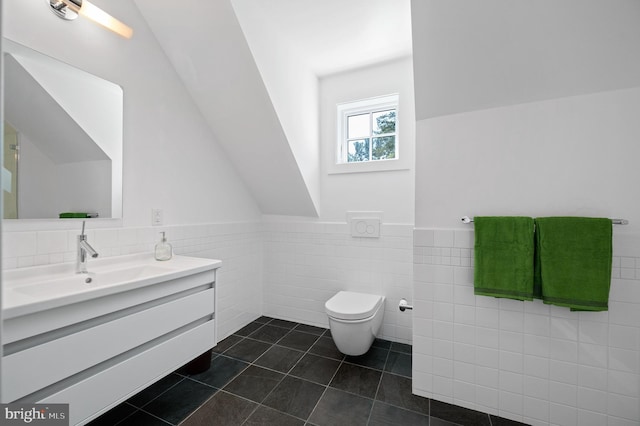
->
416, 87, 640, 232
263, 219, 413, 344
260, 58, 416, 344
19, 132, 112, 219
412, 88, 640, 424
411, 0, 640, 120
411, 0, 640, 421
55, 160, 112, 217
17, 133, 57, 218
319, 57, 415, 223
413, 229, 640, 425
2, 0, 263, 337
4, 0, 261, 227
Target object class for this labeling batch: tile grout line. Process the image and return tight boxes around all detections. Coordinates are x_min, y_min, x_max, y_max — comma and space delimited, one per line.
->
127, 318, 416, 425
176, 330, 260, 425
116, 376, 192, 425
364, 347, 392, 425
236, 319, 326, 424
180, 361, 253, 424
244, 327, 324, 424
254, 324, 342, 423
111, 402, 171, 426
216, 319, 525, 426
177, 326, 274, 425
188, 319, 409, 425
126, 375, 187, 410
133, 408, 174, 426
237, 320, 417, 423
304, 347, 346, 425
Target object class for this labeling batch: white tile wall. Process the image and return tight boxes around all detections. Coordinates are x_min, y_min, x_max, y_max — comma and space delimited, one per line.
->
2, 222, 263, 340
263, 220, 414, 344
413, 228, 640, 426
2, 219, 414, 344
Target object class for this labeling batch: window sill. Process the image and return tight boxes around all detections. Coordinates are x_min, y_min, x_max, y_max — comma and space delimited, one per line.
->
327, 157, 411, 175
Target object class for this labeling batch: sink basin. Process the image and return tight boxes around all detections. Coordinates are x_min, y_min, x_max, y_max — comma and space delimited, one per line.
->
14, 264, 174, 299
3, 253, 222, 318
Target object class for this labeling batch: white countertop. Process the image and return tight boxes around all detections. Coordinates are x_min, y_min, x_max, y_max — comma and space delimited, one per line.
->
2, 253, 221, 319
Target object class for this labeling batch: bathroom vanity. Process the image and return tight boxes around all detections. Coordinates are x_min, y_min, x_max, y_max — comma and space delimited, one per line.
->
2, 253, 220, 425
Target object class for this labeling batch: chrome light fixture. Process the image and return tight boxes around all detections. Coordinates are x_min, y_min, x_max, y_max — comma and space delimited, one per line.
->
49, 0, 133, 39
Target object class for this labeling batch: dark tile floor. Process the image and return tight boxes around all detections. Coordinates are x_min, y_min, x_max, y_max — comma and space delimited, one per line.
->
88, 316, 527, 426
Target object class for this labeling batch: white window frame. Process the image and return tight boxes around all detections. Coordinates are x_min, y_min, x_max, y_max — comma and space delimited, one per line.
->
330, 94, 408, 174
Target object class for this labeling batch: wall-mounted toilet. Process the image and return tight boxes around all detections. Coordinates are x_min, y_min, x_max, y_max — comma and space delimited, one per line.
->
325, 291, 385, 356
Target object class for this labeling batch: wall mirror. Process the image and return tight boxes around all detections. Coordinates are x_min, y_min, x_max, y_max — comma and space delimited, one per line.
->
2, 38, 123, 221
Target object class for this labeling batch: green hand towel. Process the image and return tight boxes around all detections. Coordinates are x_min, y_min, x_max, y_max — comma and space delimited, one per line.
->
534, 217, 612, 311
59, 212, 99, 218
474, 216, 535, 301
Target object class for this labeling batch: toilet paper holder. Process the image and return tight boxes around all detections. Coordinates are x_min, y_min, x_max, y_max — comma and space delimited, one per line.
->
399, 298, 413, 312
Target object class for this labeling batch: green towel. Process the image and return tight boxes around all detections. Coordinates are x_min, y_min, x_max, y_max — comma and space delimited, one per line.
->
59, 212, 99, 218
534, 217, 612, 311
474, 216, 535, 301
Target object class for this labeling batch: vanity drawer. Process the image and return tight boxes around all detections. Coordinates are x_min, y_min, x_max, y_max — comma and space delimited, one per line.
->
41, 320, 216, 426
2, 288, 214, 402
4, 270, 216, 344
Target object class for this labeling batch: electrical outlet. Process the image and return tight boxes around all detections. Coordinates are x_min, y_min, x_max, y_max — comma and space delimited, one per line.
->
152, 209, 163, 226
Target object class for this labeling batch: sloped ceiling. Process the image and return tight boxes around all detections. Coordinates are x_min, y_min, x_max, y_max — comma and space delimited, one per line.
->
134, 0, 318, 217
134, 0, 412, 217
412, 0, 640, 120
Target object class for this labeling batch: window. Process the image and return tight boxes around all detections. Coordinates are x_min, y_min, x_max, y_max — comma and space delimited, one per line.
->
337, 94, 399, 164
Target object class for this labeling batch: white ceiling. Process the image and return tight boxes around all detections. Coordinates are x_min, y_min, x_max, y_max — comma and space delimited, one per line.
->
232, 0, 413, 77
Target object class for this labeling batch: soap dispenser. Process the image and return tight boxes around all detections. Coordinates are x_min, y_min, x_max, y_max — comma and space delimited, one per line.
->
155, 232, 173, 261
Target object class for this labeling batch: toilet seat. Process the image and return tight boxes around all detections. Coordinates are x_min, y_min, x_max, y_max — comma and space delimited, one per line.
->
325, 291, 383, 321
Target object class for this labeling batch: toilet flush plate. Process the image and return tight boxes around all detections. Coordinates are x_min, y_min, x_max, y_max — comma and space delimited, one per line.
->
350, 218, 380, 238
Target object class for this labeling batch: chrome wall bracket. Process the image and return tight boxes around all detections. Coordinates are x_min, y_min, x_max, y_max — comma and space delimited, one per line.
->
399, 298, 413, 312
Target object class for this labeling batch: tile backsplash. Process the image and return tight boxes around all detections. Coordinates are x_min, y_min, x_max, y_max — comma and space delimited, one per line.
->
2, 222, 263, 340
2, 219, 414, 345
262, 220, 414, 344
413, 228, 640, 426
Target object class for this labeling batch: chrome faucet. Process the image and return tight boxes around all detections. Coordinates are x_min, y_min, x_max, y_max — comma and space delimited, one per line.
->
77, 221, 98, 274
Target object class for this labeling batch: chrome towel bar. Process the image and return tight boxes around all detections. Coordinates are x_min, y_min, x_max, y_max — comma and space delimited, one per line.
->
461, 216, 628, 225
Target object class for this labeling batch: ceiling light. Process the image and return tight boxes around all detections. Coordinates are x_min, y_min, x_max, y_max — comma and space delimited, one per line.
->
48, 0, 133, 39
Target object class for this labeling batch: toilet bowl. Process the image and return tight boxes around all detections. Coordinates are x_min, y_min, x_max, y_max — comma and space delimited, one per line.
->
325, 291, 385, 356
